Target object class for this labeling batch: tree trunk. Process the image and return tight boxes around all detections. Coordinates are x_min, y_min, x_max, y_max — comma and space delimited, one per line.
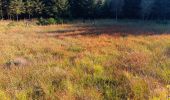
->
16, 15, 19, 21
115, 8, 118, 21
29, 14, 31, 20
8, 15, 12, 20
1, 9, 3, 20
1, 14, 3, 20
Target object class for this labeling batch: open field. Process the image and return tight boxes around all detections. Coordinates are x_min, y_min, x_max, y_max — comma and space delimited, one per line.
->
0, 20, 169, 99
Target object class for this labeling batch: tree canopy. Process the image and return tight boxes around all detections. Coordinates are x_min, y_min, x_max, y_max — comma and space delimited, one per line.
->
0, 0, 170, 20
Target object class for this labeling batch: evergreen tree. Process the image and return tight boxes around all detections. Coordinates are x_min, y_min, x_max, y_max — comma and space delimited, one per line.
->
34, 0, 44, 17
25, 0, 34, 19
110, 0, 124, 20
43, 0, 69, 18
71, 0, 96, 19
2, 0, 10, 19
165, 0, 170, 19
150, 0, 170, 20
84, 0, 96, 19
123, 0, 141, 19
0, 0, 3, 19
9, 0, 25, 21
95, 0, 105, 18
69, 0, 84, 18
140, 0, 155, 20
0, 0, 169, 20
102, 0, 112, 18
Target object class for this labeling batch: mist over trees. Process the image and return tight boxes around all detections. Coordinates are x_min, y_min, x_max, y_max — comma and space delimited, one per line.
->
0, 0, 170, 20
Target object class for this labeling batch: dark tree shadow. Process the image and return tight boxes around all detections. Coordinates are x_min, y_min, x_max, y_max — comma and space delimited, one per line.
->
42, 24, 170, 38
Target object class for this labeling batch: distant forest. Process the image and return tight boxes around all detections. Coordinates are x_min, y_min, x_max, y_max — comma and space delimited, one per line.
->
0, 0, 170, 20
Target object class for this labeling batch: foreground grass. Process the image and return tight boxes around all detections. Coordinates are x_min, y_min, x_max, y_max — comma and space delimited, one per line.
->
0, 20, 169, 100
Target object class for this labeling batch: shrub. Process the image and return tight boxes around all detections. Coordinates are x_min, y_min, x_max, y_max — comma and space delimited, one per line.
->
47, 18, 57, 25
37, 18, 48, 25
37, 18, 63, 25
55, 18, 63, 24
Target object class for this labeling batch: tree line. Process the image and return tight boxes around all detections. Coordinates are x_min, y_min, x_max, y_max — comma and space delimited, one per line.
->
0, 0, 170, 20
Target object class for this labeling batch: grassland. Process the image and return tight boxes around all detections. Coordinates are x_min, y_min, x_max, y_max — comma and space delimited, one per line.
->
0, 20, 169, 100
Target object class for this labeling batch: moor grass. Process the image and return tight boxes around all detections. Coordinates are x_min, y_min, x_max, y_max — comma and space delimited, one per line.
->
0, 20, 169, 100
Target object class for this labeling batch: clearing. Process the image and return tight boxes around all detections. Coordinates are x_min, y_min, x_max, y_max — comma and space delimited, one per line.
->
0, 20, 169, 99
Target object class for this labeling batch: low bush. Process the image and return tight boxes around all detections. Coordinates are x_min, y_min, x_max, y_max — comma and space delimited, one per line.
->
37, 18, 63, 25
47, 18, 57, 25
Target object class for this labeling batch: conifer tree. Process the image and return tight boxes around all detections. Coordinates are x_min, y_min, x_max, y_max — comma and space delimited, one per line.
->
43, 0, 69, 18
25, 0, 34, 19
123, 0, 141, 19
34, 0, 44, 17
0, 0, 3, 19
9, 0, 25, 21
